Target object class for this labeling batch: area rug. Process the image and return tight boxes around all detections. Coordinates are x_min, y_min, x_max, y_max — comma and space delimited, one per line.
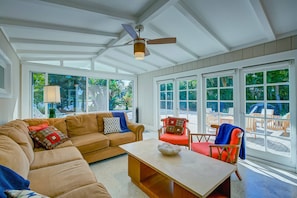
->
89, 154, 148, 198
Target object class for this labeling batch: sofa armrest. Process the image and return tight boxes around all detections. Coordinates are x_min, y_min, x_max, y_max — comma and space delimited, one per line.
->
127, 122, 144, 141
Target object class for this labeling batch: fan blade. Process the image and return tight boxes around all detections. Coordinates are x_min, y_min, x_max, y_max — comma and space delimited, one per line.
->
147, 37, 176, 44
122, 24, 138, 39
145, 47, 150, 56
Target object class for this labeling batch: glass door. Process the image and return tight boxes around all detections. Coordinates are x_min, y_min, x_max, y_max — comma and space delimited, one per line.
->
204, 72, 235, 133
177, 78, 198, 132
243, 65, 292, 165
158, 78, 198, 132
158, 81, 174, 126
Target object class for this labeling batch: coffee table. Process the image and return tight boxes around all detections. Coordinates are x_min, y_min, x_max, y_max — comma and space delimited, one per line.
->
120, 139, 236, 198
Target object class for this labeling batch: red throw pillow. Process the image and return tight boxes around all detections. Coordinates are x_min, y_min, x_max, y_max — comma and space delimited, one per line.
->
165, 117, 187, 135
27, 123, 48, 131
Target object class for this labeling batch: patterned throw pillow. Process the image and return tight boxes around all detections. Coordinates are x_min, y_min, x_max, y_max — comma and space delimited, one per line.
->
103, 117, 121, 134
28, 123, 49, 148
165, 117, 187, 135
29, 126, 69, 150
5, 189, 49, 198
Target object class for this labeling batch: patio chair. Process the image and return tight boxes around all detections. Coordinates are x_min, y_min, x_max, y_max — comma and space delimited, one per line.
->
158, 117, 190, 148
190, 124, 245, 180
256, 109, 274, 128
267, 113, 290, 136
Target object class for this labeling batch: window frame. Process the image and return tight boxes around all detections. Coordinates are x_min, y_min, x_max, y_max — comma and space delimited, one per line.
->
22, 62, 137, 121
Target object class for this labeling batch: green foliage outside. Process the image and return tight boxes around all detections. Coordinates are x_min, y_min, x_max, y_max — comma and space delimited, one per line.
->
32, 72, 134, 117
32, 73, 45, 114
245, 69, 289, 115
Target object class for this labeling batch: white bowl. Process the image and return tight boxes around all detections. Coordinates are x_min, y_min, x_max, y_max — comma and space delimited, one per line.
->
158, 142, 181, 156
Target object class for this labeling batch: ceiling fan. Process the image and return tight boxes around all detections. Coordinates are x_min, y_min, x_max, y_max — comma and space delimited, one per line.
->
120, 24, 176, 60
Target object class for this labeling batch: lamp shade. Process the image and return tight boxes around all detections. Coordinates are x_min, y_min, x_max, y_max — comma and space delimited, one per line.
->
44, 85, 61, 103
134, 39, 145, 60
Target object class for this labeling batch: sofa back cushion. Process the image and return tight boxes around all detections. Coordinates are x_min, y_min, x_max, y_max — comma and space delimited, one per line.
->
2, 119, 34, 148
66, 114, 99, 137
96, 112, 113, 132
0, 135, 30, 179
0, 126, 35, 164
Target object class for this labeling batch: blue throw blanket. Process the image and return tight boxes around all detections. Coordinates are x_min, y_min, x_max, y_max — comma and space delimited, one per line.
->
112, 112, 130, 132
0, 165, 30, 198
214, 123, 246, 160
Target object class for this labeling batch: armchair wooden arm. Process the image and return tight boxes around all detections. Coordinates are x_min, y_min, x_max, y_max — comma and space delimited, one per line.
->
158, 126, 165, 139
209, 144, 241, 164
190, 124, 219, 143
190, 133, 217, 143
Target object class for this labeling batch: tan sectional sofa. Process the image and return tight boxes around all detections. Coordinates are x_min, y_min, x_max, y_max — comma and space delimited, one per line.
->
0, 112, 144, 197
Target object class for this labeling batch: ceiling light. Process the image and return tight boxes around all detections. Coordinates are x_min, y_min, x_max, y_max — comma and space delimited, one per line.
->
134, 39, 145, 60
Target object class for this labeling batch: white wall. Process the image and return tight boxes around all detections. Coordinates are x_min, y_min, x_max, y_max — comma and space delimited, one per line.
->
0, 29, 20, 124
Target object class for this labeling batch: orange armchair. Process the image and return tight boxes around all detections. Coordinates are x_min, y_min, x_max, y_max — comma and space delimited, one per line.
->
190, 124, 245, 180
158, 117, 190, 148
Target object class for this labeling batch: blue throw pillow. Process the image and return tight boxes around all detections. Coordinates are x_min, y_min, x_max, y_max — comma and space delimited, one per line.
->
0, 165, 30, 198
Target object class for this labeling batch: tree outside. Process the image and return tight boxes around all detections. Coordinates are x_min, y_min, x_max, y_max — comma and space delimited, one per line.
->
32, 72, 134, 117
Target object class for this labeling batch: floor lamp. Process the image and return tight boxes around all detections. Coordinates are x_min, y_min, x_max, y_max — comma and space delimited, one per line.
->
44, 85, 61, 118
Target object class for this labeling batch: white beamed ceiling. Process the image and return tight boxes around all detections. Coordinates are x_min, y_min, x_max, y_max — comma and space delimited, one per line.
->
0, 0, 296, 75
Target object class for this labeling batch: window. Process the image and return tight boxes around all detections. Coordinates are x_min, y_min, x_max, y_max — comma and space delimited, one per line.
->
31, 73, 135, 119
32, 72, 46, 118
0, 48, 12, 98
109, 79, 134, 119
88, 78, 108, 112
46, 74, 87, 116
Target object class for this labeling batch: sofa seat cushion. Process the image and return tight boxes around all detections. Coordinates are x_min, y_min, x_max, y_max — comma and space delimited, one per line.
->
70, 133, 109, 154
106, 132, 135, 147
28, 160, 97, 197
30, 146, 83, 170
0, 135, 30, 179
56, 183, 111, 198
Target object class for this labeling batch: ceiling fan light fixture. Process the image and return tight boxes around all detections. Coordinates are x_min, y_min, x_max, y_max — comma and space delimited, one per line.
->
134, 39, 145, 60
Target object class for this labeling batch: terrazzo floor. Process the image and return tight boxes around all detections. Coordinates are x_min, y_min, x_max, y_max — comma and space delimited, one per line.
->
90, 131, 297, 198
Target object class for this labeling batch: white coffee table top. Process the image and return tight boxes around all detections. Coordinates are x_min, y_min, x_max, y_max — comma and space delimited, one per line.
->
120, 139, 236, 197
